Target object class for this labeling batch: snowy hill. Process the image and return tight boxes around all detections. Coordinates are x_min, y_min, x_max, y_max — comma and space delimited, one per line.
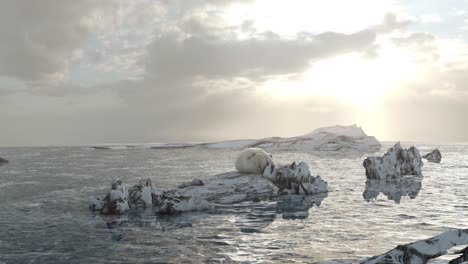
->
232, 124, 381, 151
90, 124, 381, 152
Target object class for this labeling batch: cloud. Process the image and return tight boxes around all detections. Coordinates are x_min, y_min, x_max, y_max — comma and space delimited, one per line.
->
143, 30, 377, 82
1, 1, 468, 146
0, 0, 101, 85
419, 14, 443, 24
102, 9, 405, 144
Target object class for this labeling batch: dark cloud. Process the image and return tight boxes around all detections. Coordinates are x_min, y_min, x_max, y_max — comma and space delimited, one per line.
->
0, 0, 99, 83
144, 30, 376, 82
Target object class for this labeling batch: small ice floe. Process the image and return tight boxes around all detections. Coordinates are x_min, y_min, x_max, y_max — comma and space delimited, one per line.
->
88, 196, 104, 211
88, 149, 328, 215
422, 149, 442, 163
363, 142, 423, 180
362, 229, 468, 264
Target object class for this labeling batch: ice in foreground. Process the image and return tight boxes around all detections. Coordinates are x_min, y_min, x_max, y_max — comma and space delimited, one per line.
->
362, 229, 468, 264
89, 161, 328, 215
363, 143, 423, 180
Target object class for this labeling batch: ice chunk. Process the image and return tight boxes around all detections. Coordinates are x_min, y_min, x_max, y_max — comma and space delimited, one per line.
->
363, 142, 423, 180
422, 149, 442, 163
363, 229, 468, 264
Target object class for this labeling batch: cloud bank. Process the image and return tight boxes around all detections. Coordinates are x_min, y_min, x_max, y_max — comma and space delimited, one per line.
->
1, 0, 468, 146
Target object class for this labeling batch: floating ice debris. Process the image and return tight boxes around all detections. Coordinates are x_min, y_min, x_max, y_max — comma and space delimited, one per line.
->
422, 149, 442, 163
362, 229, 468, 264
88, 196, 104, 211
128, 178, 154, 208
267, 161, 328, 195
363, 177, 422, 204
93, 177, 130, 215
89, 161, 327, 215
363, 142, 423, 180
0, 157, 8, 165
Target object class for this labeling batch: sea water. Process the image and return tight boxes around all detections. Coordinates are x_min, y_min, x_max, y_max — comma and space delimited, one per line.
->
0, 143, 467, 263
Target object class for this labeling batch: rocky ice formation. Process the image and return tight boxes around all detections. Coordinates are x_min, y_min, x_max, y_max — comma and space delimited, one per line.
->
88, 177, 130, 214
89, 161, 327, 215
90, 124, 381, 152
363, 143, 423, 180
363, 177, 422, 204
422, 149, 442, 163
362, 229, 468, 264
0, 157, 8, 165
263, 161, 328, 195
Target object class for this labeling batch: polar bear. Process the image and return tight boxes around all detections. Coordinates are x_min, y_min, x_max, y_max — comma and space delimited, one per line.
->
235, 148, 276, 174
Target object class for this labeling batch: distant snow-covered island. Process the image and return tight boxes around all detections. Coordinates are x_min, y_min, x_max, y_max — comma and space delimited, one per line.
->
90, 124, 381, 152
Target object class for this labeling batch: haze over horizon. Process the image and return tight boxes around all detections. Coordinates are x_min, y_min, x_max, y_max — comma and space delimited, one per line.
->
1, 0, 468, 147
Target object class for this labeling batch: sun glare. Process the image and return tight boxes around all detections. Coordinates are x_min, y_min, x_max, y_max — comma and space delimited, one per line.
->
224, 0, 400, 36
263, 46, 418, 107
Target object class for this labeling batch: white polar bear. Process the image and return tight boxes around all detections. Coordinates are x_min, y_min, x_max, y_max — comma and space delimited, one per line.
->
235, 148, 276, 174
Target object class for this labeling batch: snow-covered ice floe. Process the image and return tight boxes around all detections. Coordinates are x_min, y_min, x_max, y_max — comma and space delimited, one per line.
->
89, 124, 381, 153
89, 161, 327, 215
422, 149, 442, 163
362, 229, 468, 264
363, 143, 423, 180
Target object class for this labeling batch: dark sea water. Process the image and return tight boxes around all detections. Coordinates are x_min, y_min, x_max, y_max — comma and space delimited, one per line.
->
0, 143, 467, 263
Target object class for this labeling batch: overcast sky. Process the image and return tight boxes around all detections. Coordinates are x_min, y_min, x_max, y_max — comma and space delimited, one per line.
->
1, 0, 468, 146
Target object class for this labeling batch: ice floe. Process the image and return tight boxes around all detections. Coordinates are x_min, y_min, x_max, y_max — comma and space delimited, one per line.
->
363, 143, 423, 180
422, 149, 442, 163
89, 160, 327, 215
363, 229, 468, 264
